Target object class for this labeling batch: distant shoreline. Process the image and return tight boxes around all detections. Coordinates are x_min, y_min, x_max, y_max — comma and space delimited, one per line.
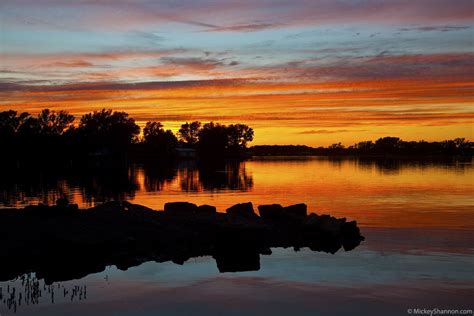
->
249, 153, 473, 159
248, 141, 473, 159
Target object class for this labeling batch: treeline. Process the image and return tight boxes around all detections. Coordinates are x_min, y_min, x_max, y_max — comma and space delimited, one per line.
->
250, 137, 473, 157
0, 109, 254, 162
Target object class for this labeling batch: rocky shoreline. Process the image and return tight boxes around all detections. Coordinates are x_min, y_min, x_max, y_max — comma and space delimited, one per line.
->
1, 200, 364, 284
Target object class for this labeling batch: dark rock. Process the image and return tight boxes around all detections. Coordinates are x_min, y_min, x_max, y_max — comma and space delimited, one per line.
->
56, 198, 70, 207
226, 202, 258, 220
283, 203, 307, 220
214, 250, 260, 272
197, 204, 217, 215
304, 213, 348, 236
259, 203, 306, 223
261, 247, 272, 255
67, 204, 79, 211
342, 220, 360, 236
122, 201, 155, 214
341, 221, 364, 251
320, 217, 343, 236
23, 202, 75, 216
23, 204, 41, 214
258, 204, 283, 220
1, 201, 364, 284
304, 213, 320, 226
89, 201, 125, 213
164, 202, 198, 215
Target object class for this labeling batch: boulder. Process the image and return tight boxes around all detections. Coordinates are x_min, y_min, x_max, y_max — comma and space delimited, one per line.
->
342, 221, 360, 236
164, 202, 198, 215
67, 204, 79, 211
226, 202, 259, 220
89, 201, 125, 212
320, 217, 343, 235
23, 202, 77, 216
283, 203, 307, 219
341, 221, 364, 251
259, 203, 307, 222
197, 204, 217, 215
122, 201, 155, 214
304, 214, 331, 228
304, 213, 320, 226
305, 214, 345, 236
56, 198, 70, 208
1, 200, 365, 283
258, 204, 283, 220
23, 203, 49, 215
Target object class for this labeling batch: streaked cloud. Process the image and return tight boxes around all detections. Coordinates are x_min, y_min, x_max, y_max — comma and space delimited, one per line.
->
298, 129, 367, 134
0, 0, 472, 145
400, 25, 472, 32
203, 22, 282, 33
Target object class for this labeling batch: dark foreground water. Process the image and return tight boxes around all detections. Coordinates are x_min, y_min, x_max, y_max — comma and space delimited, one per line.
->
1, 157, 473, 315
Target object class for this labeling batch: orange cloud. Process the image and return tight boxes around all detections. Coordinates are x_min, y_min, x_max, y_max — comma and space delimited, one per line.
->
1, 75, 472, 146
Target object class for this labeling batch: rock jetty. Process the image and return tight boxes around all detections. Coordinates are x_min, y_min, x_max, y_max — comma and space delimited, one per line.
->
0, 199, 364, 284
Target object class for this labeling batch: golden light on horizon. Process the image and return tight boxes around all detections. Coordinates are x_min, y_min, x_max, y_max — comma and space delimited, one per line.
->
1, 78, 472, 146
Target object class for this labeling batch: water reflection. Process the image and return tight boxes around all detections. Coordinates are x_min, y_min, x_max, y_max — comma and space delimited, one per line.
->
139, 162, 177, 192
1, 274, 86, 314
185, 161, 253, 192
352, 157, 472, 175
0, 160, 254, 208
1, 157, 472, 316
0, 157, 472, 231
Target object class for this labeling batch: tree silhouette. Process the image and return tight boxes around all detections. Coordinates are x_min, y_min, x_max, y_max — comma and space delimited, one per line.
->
329, 143, 344, 149
355, 141, 374, 152
374, 137, 401, 152
197, 122, 254, 157
37, 109, 74, 135
454, 138, 469, 149
197, 122, 229, 156
0, 110, 30, 135
3, 107, 471, 162
0, 110, 31, 150
78, 109, 140, 150
143, 121, 178, 155
144, 121, 164, 139
178, 121, 201, 146
227, 124, 254, 149
17, 116, 41, 138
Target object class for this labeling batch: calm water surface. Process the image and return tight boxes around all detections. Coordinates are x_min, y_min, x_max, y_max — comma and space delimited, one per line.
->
1, 157, 473, 315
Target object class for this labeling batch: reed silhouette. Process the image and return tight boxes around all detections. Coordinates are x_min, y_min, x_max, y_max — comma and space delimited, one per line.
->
1, 273, 87, 314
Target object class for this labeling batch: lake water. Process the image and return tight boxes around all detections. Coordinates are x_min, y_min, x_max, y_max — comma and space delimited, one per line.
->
1, 157, 473, 315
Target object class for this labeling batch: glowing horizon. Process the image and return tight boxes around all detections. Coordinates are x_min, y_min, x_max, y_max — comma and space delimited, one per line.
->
1, 0, 473, 146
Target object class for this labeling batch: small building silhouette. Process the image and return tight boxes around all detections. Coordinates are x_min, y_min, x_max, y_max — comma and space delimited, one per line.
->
175, 147, 197, 159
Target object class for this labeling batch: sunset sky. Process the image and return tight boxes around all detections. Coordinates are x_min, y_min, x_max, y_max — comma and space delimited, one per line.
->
0, 0, 472, 146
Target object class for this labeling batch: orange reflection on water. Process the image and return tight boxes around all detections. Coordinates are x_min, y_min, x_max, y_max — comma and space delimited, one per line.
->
128, 158, 473, 229
2, 158, 472, 229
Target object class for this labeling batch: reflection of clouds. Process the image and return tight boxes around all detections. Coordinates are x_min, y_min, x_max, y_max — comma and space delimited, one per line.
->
3, 242, 471, 315
362, 227, 474, 256
1, 273, 87, 314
